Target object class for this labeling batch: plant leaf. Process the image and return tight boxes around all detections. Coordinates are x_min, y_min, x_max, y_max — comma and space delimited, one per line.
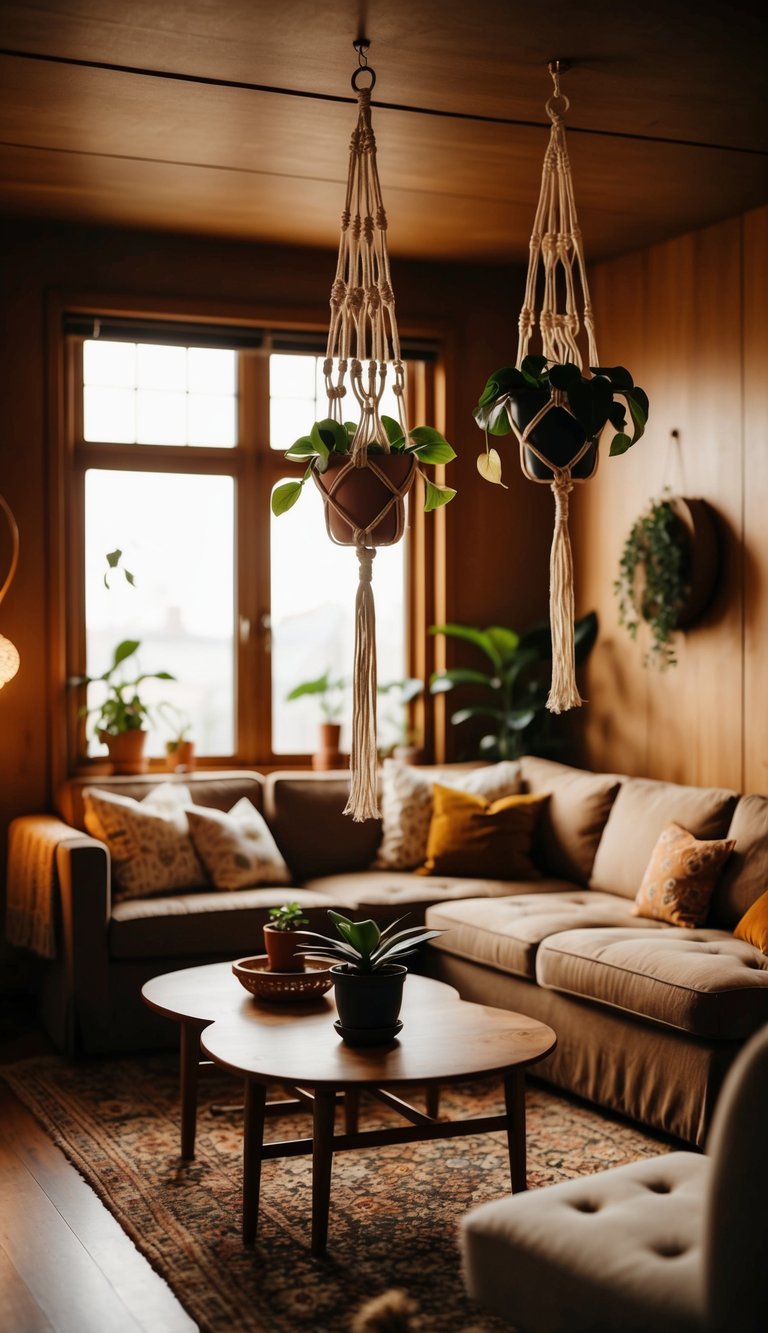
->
429, 623, 502, 668
609, 433, 632, 457
591, 365, 634, 390
451, 705, 505, 724
423, 479, 457, 512
271, 480, 304, 515
382, 415, 405, 449
548, 362, 582, 390
111, 639, 140, 669
485, 626, 520, 664
285, 435, 317, 460
411, 438, 456, 464
476, 448, 507, 487
429, 667, 496, 692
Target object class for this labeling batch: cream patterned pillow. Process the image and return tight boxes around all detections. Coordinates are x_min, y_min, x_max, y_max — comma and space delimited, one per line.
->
375, 759, 523, 871
186, 798, 292, 891
83, 784, 207, 903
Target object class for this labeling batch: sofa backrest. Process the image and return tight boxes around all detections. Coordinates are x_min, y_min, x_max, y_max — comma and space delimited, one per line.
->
710, 794, 768, 928
589, 775, 739, 901
57, 771, 265, 832
519, 755, 621, 884
263, 771, 381, 880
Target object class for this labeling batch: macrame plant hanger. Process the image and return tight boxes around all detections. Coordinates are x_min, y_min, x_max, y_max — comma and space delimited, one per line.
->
514, 61, 600, 714
317, 40, 416, 822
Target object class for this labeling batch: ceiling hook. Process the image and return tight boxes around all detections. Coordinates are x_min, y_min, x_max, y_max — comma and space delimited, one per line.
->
352, 36, 375, 92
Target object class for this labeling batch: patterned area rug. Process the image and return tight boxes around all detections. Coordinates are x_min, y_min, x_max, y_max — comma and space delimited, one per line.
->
2, 1054, 672, 1332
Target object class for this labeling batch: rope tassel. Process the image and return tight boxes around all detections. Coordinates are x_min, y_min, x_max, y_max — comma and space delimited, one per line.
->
547, 478, 582, 713
343, 544, 380, 822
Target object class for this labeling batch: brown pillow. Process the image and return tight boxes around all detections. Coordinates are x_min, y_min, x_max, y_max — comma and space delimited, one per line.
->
633, 822, 735, 928
416, 785, 548, 879
734, 890, 768, 955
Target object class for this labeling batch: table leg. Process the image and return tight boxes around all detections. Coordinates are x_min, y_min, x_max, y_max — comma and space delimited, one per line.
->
426, 1084, 440, 1118
179, 1021, 203, 1160
504, 1068, 527, 1193
311, 1088, 337, 1257
243, 1079, 267, 1245
344, 1086, 360, 1134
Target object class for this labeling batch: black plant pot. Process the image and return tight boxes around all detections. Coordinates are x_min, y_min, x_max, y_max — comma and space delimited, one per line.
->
509, 388, 598, 481
331, 964, 407, 1045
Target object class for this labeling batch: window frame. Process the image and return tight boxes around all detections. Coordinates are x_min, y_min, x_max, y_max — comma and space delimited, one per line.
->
49, 293, 446, 783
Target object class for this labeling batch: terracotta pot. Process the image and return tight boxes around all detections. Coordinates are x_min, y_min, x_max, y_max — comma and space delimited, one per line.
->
100, 728, 148, 775
312, 722, 345, 772
165, 740, 196, 772
331, 964, 407, 1041
314, 453, 415, 546
263, 925, 305, 973
509, 388, 598, 481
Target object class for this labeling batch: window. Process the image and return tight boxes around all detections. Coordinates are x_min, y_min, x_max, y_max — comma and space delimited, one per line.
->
63, 312, 438, 769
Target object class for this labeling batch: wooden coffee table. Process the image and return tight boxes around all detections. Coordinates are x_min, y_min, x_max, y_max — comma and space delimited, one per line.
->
198, 971, 556, 1256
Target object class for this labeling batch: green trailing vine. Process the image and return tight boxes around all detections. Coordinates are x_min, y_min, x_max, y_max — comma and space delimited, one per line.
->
614, 495, 691, 670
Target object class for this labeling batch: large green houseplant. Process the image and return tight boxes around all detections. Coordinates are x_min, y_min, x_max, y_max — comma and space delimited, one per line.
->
430, 611, 598, 760
296, 910, 444, 1044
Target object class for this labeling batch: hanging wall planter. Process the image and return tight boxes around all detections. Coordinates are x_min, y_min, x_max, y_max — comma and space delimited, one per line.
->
614, 494, 720, 669
271, 40, 457, 821
473, 62, 649, 714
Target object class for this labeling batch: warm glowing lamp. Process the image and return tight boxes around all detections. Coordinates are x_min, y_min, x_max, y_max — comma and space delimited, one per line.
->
0, 491, 19, 688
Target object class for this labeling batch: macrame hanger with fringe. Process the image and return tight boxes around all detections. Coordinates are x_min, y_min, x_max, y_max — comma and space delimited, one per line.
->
320, 41, 415, 821
512, 61, 600, 714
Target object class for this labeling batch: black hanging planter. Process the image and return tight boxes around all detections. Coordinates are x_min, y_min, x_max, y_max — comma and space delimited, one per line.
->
508, 388, 598, 481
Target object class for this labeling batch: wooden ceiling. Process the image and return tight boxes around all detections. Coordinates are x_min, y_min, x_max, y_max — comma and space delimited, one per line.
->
0, 0, 766, 263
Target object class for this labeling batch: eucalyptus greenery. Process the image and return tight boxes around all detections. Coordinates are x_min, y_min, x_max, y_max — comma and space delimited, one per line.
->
295, 911, 444, 976
474, 354, 649, 459
614, 496, 691, 670
271, 415, 456, 517
429, 612, 598, 760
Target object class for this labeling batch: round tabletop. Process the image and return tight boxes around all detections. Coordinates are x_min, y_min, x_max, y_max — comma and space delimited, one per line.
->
200, 972, 556, 1088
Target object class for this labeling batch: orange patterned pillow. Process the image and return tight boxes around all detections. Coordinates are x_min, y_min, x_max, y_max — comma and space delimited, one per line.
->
633, 822, 735, 928
734, 890, 768, 955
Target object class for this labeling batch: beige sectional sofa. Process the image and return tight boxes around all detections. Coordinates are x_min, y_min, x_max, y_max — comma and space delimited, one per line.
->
7, 756, 768, 1147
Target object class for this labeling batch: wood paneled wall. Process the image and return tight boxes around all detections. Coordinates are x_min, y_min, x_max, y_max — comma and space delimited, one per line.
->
572, 205, 768, 794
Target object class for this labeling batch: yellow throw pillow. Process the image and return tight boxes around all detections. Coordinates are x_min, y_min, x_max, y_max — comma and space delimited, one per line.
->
633, 822, 735, 928
734, 890, 768, 954
417, 784, 548, 879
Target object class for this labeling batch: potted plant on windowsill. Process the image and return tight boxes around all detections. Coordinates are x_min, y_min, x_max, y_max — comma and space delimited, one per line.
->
72, 638, 175, 775
286, 669, 347, 770
474, 354, 649, 480
263, 902, 310, 973
295, 910, 445, 1045
271, 415, 457, 535
160, 705, 195, 772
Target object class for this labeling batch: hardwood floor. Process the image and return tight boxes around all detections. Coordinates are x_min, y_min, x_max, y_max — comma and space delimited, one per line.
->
0, 1002, 195, 1333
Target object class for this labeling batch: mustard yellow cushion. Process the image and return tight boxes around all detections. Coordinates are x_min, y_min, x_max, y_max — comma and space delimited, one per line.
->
633, 822, 735, 928
417, 784, 548, 879
734, 889, 768, 954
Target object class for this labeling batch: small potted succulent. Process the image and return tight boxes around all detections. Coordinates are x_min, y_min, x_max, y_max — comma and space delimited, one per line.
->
263, 901, 310, 973
474, 354, 649, 481
295, 910, 444, 1043
271, 414, 457, 541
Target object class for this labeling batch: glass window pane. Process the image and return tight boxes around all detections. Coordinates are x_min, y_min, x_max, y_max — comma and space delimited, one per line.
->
188, 347, 236, 395
137, 343, 187, 391
136, 390, 187, 445
270, 353, 317, 399
270, 482, 406, 754
84, 386, 136, 443
188, 394, 237, 447
269, 396, 318, 452
83, 340, 135, 387
84, 469, 235, 757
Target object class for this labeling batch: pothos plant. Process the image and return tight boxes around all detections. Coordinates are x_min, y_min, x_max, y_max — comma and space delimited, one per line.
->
614, 494, 691, 670
271, 416, 457, 516
473, 354, 649, 485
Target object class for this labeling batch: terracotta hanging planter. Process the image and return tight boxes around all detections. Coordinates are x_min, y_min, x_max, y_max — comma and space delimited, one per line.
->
314, 453, 416, 547
509, 389, 598, 480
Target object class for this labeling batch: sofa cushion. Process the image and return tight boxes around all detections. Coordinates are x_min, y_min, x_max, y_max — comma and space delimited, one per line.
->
424, 892, 658, 982
632, 823, 735, 928
263, 772, 381, 880
301, 871, 564, 928
520, 756, 621, 884
417, 785, 547, 879
589, 777, 738, 901
186, 798, 292, 890
375, 759, 522, 871
83, 785, 207, 902
710, 795, 768, 929
536, 927, 768, 1039
734, 890, 768, 955
110, 888, 345, 960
